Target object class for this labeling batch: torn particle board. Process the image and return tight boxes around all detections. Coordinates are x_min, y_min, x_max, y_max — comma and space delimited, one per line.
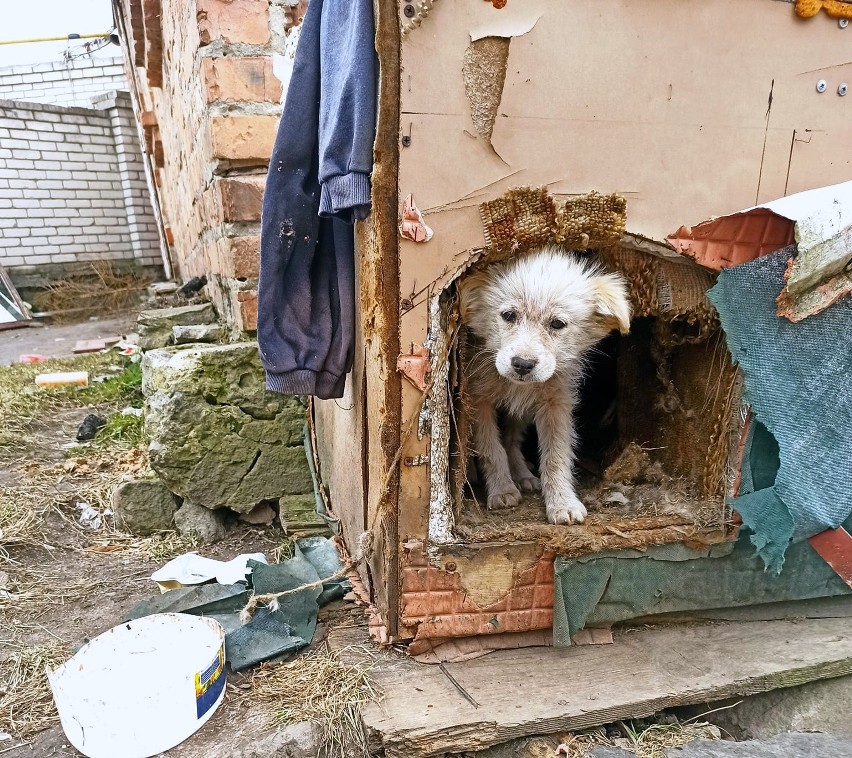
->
357, 617, 852, 757
462, 36, 510, 146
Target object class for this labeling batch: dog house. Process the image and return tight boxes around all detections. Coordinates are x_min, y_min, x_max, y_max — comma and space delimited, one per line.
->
312, 0, 852, 653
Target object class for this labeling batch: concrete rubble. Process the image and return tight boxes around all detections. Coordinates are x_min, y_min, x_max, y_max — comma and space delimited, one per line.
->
136, 303, 217, 350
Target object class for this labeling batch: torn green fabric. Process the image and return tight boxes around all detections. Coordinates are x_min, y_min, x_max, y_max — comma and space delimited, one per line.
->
225, 607, 307, 671
553, 523, 852, 645
708, 248, 852, 571
124, 583, 248, 622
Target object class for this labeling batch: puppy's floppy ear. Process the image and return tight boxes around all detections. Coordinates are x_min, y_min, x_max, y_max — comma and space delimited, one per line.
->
591, 272, 632, 334
457, 268, 489, 324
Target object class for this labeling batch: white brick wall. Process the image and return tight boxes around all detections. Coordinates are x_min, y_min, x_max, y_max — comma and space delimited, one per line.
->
0, 57, 128, 110
0, 92, 163, 278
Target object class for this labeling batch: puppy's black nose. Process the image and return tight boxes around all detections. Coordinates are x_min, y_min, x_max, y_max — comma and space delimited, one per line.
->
511, 356, 537, 375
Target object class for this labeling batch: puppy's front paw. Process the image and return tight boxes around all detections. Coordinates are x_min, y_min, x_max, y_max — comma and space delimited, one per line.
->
547, 496, 587, 525
516, 473, 542, 494
487, 485, 521, 510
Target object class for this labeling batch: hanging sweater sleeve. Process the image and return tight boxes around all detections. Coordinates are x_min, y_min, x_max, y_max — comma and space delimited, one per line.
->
317, 0, 378, 222
258, 0, 336, 397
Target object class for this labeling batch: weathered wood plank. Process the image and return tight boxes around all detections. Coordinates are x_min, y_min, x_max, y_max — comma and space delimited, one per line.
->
359, 618, 852, 756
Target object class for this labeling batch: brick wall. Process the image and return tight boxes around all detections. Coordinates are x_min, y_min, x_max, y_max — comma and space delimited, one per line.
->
0, 92, 162, 285
0, 57, 128, 110
115, 0, 304, 333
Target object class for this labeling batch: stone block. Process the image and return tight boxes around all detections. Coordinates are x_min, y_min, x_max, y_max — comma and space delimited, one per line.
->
112, 478, 179, 535
143, 342, 312, 513
708, 675, 852, 740
137, 302, 217, 350
174, 500, 227, 543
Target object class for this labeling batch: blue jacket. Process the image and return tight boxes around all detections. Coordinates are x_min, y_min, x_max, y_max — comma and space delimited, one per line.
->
258, 0, 376, 398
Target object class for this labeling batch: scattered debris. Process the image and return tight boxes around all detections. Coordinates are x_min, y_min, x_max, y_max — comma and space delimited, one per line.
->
150, 551, 268, 590
177, 274, 209, 298
18, 354, 45, 364
76, 413, 107, 441
73, 336, 122, 354
76, 500, 113, 530
35, 370, 89, 388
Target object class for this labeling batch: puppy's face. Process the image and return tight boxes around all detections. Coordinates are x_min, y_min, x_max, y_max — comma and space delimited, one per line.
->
460, 248, 631, 384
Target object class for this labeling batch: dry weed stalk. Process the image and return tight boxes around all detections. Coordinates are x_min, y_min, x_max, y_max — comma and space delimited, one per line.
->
252, 645, 380, 758
0, 642, 69, 738
38, 261, 149, 322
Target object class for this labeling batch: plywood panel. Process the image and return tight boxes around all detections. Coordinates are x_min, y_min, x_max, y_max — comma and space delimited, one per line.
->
355, 616, 852, 756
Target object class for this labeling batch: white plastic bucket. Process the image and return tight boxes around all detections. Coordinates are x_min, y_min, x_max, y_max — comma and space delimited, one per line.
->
48, 613, 226, 758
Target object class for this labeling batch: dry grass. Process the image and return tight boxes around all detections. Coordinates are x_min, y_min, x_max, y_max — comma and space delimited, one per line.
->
0, 642, 69, 739
252, 645, 380, 758
0, 486, 46, 558
553, 720, 722, 758
36, 261, 149, 323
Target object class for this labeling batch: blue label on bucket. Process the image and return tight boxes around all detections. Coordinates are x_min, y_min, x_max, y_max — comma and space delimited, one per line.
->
195, 646, 225, 719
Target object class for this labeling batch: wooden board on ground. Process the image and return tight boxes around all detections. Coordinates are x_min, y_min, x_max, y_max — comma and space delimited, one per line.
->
333, 617, 852, 756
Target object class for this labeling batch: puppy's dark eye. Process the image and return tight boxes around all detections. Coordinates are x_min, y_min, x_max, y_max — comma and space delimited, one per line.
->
549, 319, 566, 330
501, 310, 517, 324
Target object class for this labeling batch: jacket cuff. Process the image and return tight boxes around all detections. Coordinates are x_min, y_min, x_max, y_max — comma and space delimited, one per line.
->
319, 172, 372, 221
265, 369, 346, 399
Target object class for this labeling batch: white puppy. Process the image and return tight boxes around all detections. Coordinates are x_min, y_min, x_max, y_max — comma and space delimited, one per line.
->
459, 247, 631, 525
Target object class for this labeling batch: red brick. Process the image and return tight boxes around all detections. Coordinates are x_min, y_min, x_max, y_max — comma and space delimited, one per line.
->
229, 236, 260, 279
201, 57, 281, 103
236, 290, 258, 331
209, 115, 278, 166
197, 0, 270, 46
219, 176, 265, 222
142, 0, 163, 88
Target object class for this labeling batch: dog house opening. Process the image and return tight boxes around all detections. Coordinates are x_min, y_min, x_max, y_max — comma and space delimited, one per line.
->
441, 249, 740, 553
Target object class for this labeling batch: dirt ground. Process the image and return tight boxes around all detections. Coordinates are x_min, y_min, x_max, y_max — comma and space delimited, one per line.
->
0, 316, 138, 366
0, 318, 378, 757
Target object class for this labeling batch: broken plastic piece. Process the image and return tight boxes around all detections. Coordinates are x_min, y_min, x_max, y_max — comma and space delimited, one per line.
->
150, 552, 268, 591
49, 614, 226, 758
399, 194, 434, 242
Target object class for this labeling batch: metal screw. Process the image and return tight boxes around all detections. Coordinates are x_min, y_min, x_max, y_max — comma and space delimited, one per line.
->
401, 135, 411, 147
840, 83, 849, 96
839, 18, 849, 28
816, 79, 827, 93
403, 4, 415, 17
445, 562, 457, 572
